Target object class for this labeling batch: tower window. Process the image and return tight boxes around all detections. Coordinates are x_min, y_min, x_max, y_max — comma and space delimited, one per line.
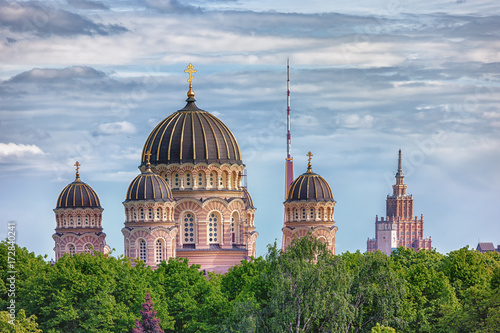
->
208, 212, 219, 243
183, 212, 196, 244
139, 239, 147, 261
68, 244, 76, 255
155, 239, 163, 264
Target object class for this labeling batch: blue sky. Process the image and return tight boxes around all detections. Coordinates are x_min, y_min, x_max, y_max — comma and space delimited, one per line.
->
0, 0, 499, 259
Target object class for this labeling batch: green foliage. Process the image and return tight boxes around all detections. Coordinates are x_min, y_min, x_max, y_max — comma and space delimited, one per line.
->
3, 240, 500, 333
0, 309, 42, 332
371, 322, 396, 333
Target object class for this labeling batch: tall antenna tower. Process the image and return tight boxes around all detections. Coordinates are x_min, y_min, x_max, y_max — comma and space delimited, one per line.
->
285, 58, 294, 197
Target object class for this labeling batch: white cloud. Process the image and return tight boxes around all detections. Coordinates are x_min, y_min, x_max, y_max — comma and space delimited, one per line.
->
0, 142, 44, 157
98, 121, 136, 134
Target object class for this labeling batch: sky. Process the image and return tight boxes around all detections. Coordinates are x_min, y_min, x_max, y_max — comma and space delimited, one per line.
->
0, 0, 499, 259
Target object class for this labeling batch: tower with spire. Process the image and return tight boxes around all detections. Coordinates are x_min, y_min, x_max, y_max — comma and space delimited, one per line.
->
282, 152, 338, 254
367, 150, 432, 255
53, 162, 109, 260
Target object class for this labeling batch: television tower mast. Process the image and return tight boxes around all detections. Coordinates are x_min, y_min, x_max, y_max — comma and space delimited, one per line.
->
285, 58, 294, 197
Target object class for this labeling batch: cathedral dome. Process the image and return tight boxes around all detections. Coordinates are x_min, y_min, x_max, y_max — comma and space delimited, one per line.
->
141, 100, 242, 166
56, 173, 101, 209
125, 167, 172, 202
286, 164, 334, 202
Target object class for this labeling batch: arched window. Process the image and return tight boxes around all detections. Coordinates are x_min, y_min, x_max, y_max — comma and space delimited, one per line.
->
148, 208, 153, 220
139, 239, 147, 261
310, 208, 314, 220
70, 217, 74, 226
209, 171, 217, 188
174, 173, 180, 188
68, 244, 76, 255
156, 208, 160, 220
155, 239, 164, 264
77, 215, 81, 226
84, 243, 93, 254
318, 208, 323, 220
133, 209, 137, 221
139, 208, 144, 220
182, 212, 196, 244
197, 172, 205, 188
85, 215, 89, 226
184, 173, 192, 188
124, 239, 129, 257
301, 208, 306, 220
208, 212, 221, 244
294, 209, 299, 221
231, 212, 240, 244
221, 171, 228, 188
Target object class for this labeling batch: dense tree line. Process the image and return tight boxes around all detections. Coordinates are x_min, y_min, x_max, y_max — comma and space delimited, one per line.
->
1, 237, 499, 332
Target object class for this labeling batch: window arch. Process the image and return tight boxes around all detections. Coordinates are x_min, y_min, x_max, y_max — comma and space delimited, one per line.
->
124, 239, 129, 257
67, 244, 76, 255
209, 171, 217, 188
197, 172, 205, 188
184, 172, 192, 188
155, 239, 164, 264
208, 211, 221, 244
139, 239, 147, 262
182, 212, 197, 244
84, 243, 93, 254
174, 173, 180, 188
231, 211, 240, 244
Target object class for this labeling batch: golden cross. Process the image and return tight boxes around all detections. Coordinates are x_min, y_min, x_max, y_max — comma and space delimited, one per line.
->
74, 161, 81, 173
144, 150, 152, 164
184, 63, 197, 83
307, 151, 313, 163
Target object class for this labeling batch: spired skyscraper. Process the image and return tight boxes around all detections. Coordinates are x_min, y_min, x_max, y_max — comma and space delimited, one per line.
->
367, 150, 432, 255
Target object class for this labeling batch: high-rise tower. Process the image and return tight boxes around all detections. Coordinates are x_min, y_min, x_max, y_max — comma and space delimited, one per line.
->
367, 150, 432, 255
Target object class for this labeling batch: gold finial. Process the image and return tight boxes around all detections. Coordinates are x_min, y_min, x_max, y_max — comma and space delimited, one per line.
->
184, 63, 197, 99
306, 151, 313, 172
144, 150, 152, 170
74, 161, 81, 180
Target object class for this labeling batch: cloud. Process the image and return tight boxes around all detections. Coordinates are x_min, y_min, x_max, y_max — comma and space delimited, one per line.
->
67, 0, 109, 10
0, 142, 44, 157
7, 66, 106, 83
98, 121, 136, 135
0, 0, 126, 37
141, 0, 202, 13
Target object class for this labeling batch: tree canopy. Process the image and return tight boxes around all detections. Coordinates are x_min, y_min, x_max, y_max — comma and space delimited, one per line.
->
1, 239, 499, 332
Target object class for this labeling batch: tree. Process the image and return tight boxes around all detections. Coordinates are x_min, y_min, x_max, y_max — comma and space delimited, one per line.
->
0, 309, 42, 333
370, 323, 395, 333
132, 293, 164, 333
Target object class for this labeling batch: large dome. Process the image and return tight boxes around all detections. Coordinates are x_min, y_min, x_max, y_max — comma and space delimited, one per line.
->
56, 176, 101, 209
286, 165, 334, 202
141, 100, 242, 166
125, 167, 173, 202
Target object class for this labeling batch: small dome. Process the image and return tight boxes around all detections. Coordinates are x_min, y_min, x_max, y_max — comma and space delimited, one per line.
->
125, 168, 172, 202
141, 100, 242, 166
243, 188, 255, 209
56, 177, 101, 209
286, 166, 334, 202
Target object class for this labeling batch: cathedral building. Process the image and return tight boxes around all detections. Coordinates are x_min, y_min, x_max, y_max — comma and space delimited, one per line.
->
54, 64, 258, 273
367, 150, 432, 255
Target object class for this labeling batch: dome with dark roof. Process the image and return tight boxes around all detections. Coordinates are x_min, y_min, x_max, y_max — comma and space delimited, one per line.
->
141, 100, 242, 166
56, 176, 101, 209
125, 168, 172, 202
286, 165, 334, 202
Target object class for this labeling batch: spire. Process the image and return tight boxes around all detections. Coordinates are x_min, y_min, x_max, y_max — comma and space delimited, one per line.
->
284, 58, 294, 196
396, 149, 404, 178
74, 161, 81, 181
184, 63, 197, 101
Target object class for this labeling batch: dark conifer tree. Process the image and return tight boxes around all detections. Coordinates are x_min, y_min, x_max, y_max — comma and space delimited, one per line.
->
132, 293, 164, 333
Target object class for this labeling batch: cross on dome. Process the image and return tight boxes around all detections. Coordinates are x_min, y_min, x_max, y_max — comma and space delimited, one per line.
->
184, 63, 197, 99
74, 161, 81, 180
